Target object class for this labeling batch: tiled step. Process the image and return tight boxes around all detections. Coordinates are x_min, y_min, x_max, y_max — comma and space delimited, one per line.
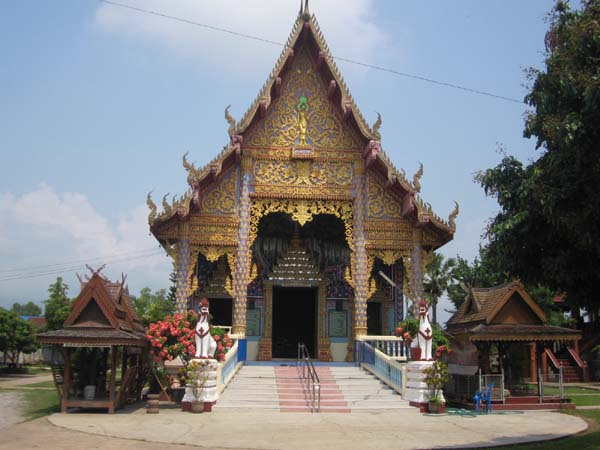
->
215, 363, 412, 413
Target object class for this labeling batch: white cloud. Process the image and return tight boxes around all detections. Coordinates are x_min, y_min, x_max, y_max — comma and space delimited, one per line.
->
94, 0, 387, 77
0, 184, 170, 306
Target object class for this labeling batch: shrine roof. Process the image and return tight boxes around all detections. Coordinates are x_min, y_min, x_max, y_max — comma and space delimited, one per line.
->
147, 3, 458, 245
37, 268, 146, 347
446, 280, 546, 327
462, 324, 580, 342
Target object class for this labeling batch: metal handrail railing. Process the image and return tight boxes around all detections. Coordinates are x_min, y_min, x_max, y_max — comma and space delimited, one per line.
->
297, 343, 320, 413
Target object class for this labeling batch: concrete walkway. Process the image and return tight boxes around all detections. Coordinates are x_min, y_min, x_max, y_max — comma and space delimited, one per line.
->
0, 373, 52, 388
48, 405, 588, 450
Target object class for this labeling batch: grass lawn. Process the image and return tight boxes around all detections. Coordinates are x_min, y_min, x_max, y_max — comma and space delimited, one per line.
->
21, 380, 56, 389
0, 388, 60, 421
484, 410, 600, 449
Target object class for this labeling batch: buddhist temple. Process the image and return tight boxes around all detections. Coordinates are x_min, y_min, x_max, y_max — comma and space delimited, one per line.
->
147, 2, 457, 362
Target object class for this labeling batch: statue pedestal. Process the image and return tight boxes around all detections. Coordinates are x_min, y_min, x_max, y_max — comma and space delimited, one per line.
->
403, 361, 444, 412
182, 358, 219, 412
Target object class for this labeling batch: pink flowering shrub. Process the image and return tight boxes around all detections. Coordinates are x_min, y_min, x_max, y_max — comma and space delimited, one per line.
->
146, 310, 234, 365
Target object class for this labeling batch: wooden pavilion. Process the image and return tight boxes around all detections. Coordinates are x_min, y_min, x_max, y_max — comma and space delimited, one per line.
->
37, 268, 147, 413
446, 281, 585, 385
146, 1, 458, 362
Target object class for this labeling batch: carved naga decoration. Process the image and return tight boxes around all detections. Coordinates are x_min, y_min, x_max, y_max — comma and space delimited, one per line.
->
147, 192, 157, 224
412, 162, 424, 193
225, 105, 237, 138
372, 112, 382, 140
448, 201, 460, 229
162, 193, 172, 216
183, 152, 201, 208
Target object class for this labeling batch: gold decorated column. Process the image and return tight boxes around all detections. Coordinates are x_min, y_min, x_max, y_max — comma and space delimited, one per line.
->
258, 281, 273, 360
232, 158, 252, 336
317, 281, 332, 361
352, 173, 369, 337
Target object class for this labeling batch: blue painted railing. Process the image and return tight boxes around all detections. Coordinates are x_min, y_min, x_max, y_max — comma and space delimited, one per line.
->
355, 340, 406, 394
217, 339, 239, 393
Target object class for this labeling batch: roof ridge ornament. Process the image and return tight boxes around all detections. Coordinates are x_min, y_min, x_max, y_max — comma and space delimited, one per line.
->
412, 162, 423, 193
224, 105, 237, 138
299, 0, 310, 21
372, 112, 382, 140
448, 201, 460, 229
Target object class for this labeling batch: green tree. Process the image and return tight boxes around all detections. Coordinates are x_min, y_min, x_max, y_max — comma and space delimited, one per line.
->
44, 277, 71, 331
131, 287, 173, 326
424, 253, 456, 324
10, 301, 42, 317
476, 1, 600, 320
0, 309, 39, 366
447, 251, 507, 309
167, 270, 177, 305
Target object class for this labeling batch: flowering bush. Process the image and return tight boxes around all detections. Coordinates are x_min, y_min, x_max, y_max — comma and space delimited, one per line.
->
146, 311, 234, 365
395, 317, 419, 343
147, 310, 198, 366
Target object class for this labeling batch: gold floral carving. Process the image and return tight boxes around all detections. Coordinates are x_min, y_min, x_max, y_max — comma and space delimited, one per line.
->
370, 249, 408, 266
198, 246, 235, 263
367, 173, 402, 219
253, 160, 353, 187
224, 253, 235, 297
201, 169, 238, 215
245, 48, 363, 149
249, 198, 354, 250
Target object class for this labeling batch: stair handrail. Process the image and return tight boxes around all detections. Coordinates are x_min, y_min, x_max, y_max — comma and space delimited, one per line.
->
567, 346, 590, 382
544, 347, 562, 371
297, 343, 320, 413
567, 346, 587, 369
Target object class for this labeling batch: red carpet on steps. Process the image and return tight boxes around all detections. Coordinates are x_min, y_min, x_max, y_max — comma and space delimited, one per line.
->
275, 366, 351, 413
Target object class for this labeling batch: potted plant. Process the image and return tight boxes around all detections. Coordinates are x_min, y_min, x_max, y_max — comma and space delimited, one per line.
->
423, 359, 448, 413
396, 317, 419, 360
184, 360, 208, 413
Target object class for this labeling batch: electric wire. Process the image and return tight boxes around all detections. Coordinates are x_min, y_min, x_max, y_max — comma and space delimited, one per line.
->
0, 247, 162, 274
0, 250, 165, 282
98, 0, 524, 104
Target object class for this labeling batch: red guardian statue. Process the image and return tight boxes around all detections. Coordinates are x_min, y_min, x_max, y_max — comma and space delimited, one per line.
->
194, 298, 217, 359
417, 299, 433, 361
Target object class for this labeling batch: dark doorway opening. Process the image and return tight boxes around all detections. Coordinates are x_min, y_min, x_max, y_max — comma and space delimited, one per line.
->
367, 302, 382, 335
209, 298, 232, 326
272, 287, 317, 358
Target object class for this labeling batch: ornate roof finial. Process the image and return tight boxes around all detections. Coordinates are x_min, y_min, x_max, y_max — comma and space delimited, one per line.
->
372, 112, 382, 140
448, 201, 460, 229
147, 191, 157, 224
412, 162, 424, 193
224, 105, 237, 138
300, 0, 310, 21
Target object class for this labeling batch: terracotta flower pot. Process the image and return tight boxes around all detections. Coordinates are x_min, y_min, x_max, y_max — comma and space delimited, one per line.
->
428, 401, 442, 414
191, 400, 204, 413
410, 347, 421, 361
146, 394, 160, 414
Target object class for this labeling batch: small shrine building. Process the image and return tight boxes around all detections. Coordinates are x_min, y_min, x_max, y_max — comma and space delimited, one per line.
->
148, 3, 457, 362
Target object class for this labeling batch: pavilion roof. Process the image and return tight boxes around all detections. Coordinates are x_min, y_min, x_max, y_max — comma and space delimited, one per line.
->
37, 269, 146, 347
446, 280, 581, 342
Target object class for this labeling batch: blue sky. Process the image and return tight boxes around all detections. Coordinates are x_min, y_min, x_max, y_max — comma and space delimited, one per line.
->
0, 1, 553, 323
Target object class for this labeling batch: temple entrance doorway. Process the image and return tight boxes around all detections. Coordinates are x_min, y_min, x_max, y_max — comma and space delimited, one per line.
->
367, 302, 382, 335
272, 287, 317, 358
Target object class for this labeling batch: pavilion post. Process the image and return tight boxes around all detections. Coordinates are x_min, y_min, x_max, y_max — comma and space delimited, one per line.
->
541, 346, 548, 378
530, 342, 538, 383
108, 346, 118, 413
61, 347, 71, 413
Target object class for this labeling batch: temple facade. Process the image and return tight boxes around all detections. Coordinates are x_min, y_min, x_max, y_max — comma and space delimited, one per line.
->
148, 3, 457, 362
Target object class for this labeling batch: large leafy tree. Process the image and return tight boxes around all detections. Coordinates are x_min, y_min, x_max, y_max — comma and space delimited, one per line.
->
132, 287, 173, 326
10, 301, 42, 316
0, 309, 39, 366
44, 277, 71, 331
476, 0, 600, 319
424, 253, 456, 324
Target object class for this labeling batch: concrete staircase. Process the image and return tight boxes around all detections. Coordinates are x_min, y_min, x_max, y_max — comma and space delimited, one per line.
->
214, 363, 413, 413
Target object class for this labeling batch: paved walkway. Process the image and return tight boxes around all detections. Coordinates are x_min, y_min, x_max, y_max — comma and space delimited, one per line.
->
0, 392, 24, 430
47, 405, 588, 450
0, 373, 52, 388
